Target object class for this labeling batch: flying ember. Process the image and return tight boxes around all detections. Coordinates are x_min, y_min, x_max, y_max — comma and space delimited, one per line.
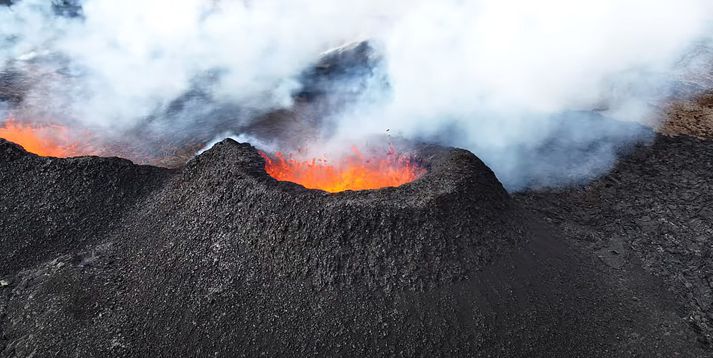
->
260, 147, 426, 193
0, 117, 87, 158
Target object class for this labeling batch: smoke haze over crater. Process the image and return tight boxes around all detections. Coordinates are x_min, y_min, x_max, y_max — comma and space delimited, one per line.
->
1, 0, 713, 189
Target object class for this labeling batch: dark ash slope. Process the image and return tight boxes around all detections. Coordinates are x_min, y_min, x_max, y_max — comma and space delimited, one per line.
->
516, 134, 713, 349
0, 138, 708, 357
0, 139, 171, 275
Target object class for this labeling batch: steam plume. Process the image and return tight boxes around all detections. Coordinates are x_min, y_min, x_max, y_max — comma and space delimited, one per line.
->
1, 0, 712, 190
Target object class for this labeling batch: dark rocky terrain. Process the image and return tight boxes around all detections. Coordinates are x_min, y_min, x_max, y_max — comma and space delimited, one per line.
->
516, 134, 713, 349
1, 131, 712, 357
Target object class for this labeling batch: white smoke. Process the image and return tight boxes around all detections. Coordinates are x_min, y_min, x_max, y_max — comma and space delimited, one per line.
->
1, 0, 402, 128
1, 0, 713, 189
325, 0, 713, 189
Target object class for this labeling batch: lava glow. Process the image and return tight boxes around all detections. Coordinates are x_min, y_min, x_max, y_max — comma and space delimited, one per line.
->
260, 147, 426, 193
0, 118, 85, 157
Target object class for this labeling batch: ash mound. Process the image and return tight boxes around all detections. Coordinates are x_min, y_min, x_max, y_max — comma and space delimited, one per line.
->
1, 138, 705, 356
167, 139, 521, 290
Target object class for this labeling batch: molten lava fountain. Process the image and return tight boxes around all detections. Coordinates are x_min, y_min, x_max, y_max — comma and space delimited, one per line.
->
260, 147, 426, 192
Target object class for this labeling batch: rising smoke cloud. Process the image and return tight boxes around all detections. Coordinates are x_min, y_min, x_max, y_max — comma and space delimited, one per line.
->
1, 0, 713, 190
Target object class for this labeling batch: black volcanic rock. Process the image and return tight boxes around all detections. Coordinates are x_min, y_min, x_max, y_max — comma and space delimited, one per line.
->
296, 41, 382, 101
0, 138, 707, 357
0, 139, 171, 275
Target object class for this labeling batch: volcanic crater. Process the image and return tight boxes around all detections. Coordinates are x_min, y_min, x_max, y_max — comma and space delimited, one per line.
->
186, 139, 522, 290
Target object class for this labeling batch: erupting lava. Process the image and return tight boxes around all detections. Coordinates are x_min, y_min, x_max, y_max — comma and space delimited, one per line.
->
0, 117, 86, 157
260, 147, 426, 193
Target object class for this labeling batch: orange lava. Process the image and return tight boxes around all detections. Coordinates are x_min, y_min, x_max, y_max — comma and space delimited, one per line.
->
260, 147, 426, 192
0, 118, 85, 157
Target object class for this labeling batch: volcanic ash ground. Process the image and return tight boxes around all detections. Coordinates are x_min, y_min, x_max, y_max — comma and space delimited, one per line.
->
1, 137, 709, 357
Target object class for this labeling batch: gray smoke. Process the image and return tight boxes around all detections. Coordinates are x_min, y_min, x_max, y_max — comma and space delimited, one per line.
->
1, 0, 713, 190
